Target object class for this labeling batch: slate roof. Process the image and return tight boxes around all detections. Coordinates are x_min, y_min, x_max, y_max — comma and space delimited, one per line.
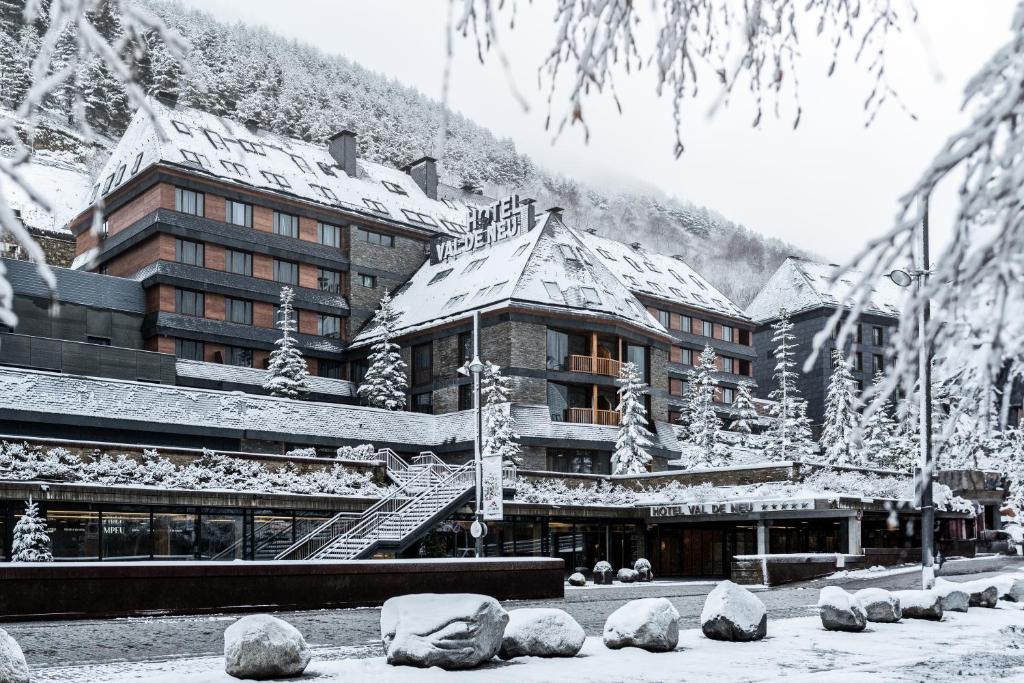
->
351, 212, 670, 347
576, 230, 748, 320
175, 359, 356, 398
0, 366, 683, 453
83, 99, 476, 236
4, 257, 145, 314
744, 256, 905, 324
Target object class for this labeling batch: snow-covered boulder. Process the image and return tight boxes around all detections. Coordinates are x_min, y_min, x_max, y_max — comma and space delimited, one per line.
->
893, 590, 943, 620
0, 629, 29, 683
817, 587, 866, 632
223, 614, 311, 680
498, 608, 585, 660
932, 579, 970, 612
700, 580, 767, 641
381, 593, 508, 669
568, 572, 587, 587
991, 574, 1024, 602
634, 558, 653, 582
617, 568, 638, 583
594, 561, 613, 585
603, 598, 680, 652
852, 588, 901, 623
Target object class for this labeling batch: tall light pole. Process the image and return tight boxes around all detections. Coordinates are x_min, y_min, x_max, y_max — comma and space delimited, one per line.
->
469, 311, 485, 558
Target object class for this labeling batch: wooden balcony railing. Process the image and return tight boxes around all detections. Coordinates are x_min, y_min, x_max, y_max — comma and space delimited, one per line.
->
566, 407, 621, 426
568, 354, 622, 377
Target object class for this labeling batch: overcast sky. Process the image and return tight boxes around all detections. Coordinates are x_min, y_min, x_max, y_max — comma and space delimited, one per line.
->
179, 0, 1013, 262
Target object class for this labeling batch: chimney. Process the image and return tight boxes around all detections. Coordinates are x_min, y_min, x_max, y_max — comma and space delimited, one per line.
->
155, 90, 178, 108
584, 228, 597, 234
461, 181, 483, 195
244, 118, 259, 133
328, 130, 358, 177
547, 206, 564, 215
405, 156, 438, 200
630, 241, 643, 251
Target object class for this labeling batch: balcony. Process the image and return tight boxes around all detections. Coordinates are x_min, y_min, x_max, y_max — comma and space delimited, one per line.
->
566, 407, 621, 426
568, 354, 622, 377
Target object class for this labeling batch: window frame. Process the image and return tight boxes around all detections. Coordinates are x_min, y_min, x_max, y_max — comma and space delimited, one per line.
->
272, 258, 299, 285
224, 199, 253, 228
272, 211, 299, 238
174, 238, 204, 266
224, 248, 253, 276
174, 288, 205, 317
224, 297, 253, 325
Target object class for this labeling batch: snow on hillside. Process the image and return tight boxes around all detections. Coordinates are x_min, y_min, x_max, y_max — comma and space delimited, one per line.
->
3, 154, 91, 234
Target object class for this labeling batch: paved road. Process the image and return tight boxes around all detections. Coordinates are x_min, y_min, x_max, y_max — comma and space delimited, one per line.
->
8, 556, 1023, 669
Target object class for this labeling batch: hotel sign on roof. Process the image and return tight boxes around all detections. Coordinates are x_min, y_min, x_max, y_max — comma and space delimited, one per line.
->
648, 499, 816, 518
430, 195, 536, 264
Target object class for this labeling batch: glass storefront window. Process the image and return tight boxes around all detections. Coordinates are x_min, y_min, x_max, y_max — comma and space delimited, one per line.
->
48, 508, 100, 561
153, 511, 197, 560
514, 520, 545, 556
253, 513, 296, 561
102, 510, 151, 560
201, 512, 245, 560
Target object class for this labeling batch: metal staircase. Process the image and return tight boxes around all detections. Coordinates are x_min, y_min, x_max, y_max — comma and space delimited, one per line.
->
275, 450, 515, 561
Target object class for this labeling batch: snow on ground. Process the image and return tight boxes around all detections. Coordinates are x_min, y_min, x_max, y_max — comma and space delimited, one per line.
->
29, 605, 1024, 682
3, 154, 91, 233
827, 555, 1022, 582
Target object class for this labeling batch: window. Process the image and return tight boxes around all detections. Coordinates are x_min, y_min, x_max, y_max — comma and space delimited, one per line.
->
463, 258, 487, 274
702, 320, 714, 337
260, 170, 290, 187
854, 324, 863, 344
873, 353, 884, 374
225, 298, 252, 325
290, 154, 312, 173
317, 161, 336, 176
318, 314, 341, 338
114, 164, 126, 186
351, 359, 370, 384
429, 268, 453, 285
656, 309, 670, 328
513, 243, 530, 258
722, 387, 735, 404
441, 198, 458, 209
219, 160, 249, 176
175, 289, 204, 316
358, 273, 377, 288
669, 287, 685, 299
356, 227, 394, 247
623, 256, 643, 272
175, 188, 204, 216
317, 268, 342, 293
382, 180, 407, 195
559, 244, 578, 261
647, 281, 664, 293
411, 392, 433, 414
175, 339, 204, 361
412, 343, 432, 386
490, 281, 508, 296
443, 294, 466, 310
440, 219, 466, 234
180, 149, 208, 167
645, 260, 660, 273
225, 199, 252, 227
87, 184, 99, 204
670, 346, 693, 365
872, 326, 884, 346
100, 173, 116, 193
580, 287, 601, 304
87, 335, 111, 346
722, 326, 734, 342
273, 211, 299, 238
171, 120, 191, 135
690, 274, 708, 291
237, 140, 266, 155
363, 198, 388, 213
226, 346, 253, 367
459, 332, 473, 364
596, 247, 615, 260
318, 222, 343, 247
175, 238, 204, 266
458, 383, 473, 411
855, 379, 865, 393
224, 249, 252, 276
853, 352, 863, 372
310, 184, 338, 202
542, 281, 563, 301
670, 378, 687, 396
203, 129, 227, 150
722, 357, 735, 373
401, 209, 438, 226
318, 360, 343, 379
273, 259, 298, 284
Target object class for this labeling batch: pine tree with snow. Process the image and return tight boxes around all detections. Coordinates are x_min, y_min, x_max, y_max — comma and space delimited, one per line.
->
12, 497, 51, 562
263, 286, 310, 400
357, 291, 408, 410
612, 361, 654, 475
820, 349, 862, 465
481, 361, 522, 466
730, 382, 757, 446
765, 311, 816, 460
688, 345, 729, 467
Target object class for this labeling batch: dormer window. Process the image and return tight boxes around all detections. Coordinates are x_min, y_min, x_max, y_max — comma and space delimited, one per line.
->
645, 260, 660, 273
382, 180, 408, 195
363, 198, 388, 214
290, 154, 312, 173
429, 268, 453, 285
558, 244, 577, 261
542, 281, 563, 301
596, 247, 615, 260
441, 198, 458, 209
311, 184, 338, 201
180, 149, 208, 167
623, 256, 643, 272
220, 160, 249, 176
669, 269, 686, 284
114, 164, 126, 186
513, 243, 529, 257
689, 274, 708, 291
580, 287, 601, 304
647, 281, 664, 293
317, 161, 336, 176
130, 152, 144, 175
238, 139, 266, 155
440, 219, 466, 234
101, 173, 115, 194
260, 170, 290, 187
402, 209, 437, 227
443, 294, 466, 310
463, 258, 487, 274
171, 120, 191, 135
203, 129, 227, 150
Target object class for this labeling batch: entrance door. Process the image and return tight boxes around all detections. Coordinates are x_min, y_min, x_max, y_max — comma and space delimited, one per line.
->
681, 527, 725, 576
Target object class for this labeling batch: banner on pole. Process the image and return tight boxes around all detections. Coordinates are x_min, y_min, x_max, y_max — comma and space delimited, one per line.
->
481, 448, 504, 521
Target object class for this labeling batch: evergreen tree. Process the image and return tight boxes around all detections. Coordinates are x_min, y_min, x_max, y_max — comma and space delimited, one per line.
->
357, 291, 408, 410
673, 376, 692, 442
481, 361, 521, 466
12, 496, 51, 562
612, 361, 654, 475
263, 286, 310, 400
688, 345, 729, 466
730, 382, 757, 446
765, 310, 815, 460
820, 349, 862, 465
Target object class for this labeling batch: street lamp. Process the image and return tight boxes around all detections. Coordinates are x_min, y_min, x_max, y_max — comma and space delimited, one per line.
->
458, 310, 486, 558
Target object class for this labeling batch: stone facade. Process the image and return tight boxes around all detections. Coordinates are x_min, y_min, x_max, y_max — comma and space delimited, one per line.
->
347, 224, 429, 336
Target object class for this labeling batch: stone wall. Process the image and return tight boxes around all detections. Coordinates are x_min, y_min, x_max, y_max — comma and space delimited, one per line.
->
347, 225, 429, 336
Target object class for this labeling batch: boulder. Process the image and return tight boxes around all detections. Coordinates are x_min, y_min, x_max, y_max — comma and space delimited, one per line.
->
991, 574, 1024, 602
567, 572, 587, 587
932, 579, 970, 613
603, 598, 680, 652
617, 568, 638, 584
893, 590, 943, 620
573, 566, 590, 577
852, 588, 901, 623
0, 629, 29, 683
817, 586, 867, 632
634, 558, 654, 582
223, 614, 311, 680
955, 579, 999, 608
700, 580, 767, 642
381, 593, 508, 669
594, 561, 614, 585
498, 608, 586, 660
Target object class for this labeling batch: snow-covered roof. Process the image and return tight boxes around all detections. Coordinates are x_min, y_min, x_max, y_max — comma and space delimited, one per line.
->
4, 156, 91, 234
351, 213, 670, 347
175, 359, 356, 398
83, 99, 477, 236
576, 230, 748, 321
744, 256, 905, 324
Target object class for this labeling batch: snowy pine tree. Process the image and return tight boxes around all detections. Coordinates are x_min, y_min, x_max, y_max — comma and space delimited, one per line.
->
612, 361, 654, 475
481, 361, 521, 466
687, 346, 729, 467
730, 382, 757, 446
357, 291, 408, 410
765, 311, 815, 460
263, 286, 310, 399
820, 350, 862, 465
12, 496, 51, 562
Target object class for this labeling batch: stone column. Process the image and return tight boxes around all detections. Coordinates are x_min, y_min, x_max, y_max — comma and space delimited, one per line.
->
847, 515, 862, 555
756, 520, 769, 555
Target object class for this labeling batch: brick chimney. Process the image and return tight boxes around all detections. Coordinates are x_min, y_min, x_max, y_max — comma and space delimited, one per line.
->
155, 90, 178, 108
405, 156, 437, 200
328, 130, 358, 177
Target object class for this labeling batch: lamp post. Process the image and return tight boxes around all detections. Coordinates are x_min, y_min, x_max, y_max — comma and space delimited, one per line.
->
462, 311, 486, 558
887, 193, 934, 589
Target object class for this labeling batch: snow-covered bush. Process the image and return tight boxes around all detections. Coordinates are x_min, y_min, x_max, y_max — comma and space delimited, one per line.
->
336, 444, 377, 460
285, 447, 317, 459
12, 497, 51, 562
